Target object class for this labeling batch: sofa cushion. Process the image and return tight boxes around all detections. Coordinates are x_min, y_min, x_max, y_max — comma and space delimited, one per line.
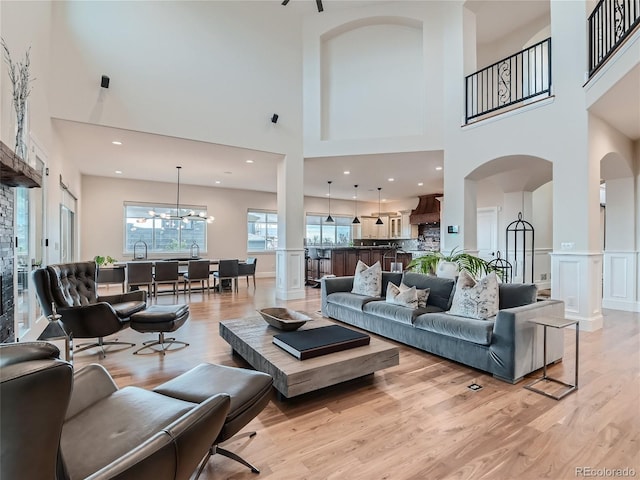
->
326, 292, 380, 312
401, 272, 455, 311
386, 282, 419, 309
351, 260, 382, 297
414, 312, 494, 345
402, 283, 429, 308
449, 270, 499, 320
363, 300, 427, 325
498, 283, 537, 309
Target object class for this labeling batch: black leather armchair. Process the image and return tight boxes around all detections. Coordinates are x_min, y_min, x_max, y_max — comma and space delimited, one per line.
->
33, 261, 147, 355
0, 342, 231, 480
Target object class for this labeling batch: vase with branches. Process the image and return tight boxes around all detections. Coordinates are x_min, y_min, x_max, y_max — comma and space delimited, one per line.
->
2, 38, 34, 160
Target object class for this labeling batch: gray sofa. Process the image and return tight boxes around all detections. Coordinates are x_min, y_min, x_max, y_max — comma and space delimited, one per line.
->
321, 271, 565, 383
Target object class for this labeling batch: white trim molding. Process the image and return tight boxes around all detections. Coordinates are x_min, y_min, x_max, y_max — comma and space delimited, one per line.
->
275, 248, 306, 300
602, 250, 639, 312
550, 251, 603, 331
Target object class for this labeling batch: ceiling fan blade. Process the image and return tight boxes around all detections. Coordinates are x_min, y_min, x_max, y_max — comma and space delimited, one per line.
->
316, 0, 323, 12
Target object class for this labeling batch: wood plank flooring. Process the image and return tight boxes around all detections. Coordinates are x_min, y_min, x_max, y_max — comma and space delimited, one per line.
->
81, 280, 640, 480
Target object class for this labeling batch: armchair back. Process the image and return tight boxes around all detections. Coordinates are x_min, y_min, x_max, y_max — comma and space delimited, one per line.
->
47, 262, 98, 308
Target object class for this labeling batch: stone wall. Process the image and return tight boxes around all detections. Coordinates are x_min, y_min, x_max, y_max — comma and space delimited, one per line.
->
0, 183, 15, 343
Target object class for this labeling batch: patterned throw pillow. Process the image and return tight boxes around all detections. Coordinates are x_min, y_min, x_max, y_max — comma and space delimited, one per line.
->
401, 282, 429, 308
449, 270, 499, 320
386, 282, 419, 309
351, 260, 382, 297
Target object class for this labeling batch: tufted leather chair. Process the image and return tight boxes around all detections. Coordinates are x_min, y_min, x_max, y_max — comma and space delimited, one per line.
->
0, 341, 231, 480
33, 261, 147, 355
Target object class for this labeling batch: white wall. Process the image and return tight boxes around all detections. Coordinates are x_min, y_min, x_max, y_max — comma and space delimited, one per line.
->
304, 3, 445, 157
1, 1, 83, 266
81, 174, 381, 277
321, 19, 424, 140
49, 1, 304, 156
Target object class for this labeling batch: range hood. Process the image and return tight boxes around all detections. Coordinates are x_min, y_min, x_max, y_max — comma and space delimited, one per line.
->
409, 194, 441, 225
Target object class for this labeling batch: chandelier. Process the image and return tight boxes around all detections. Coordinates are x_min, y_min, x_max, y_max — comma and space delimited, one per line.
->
148, 166, 215, 223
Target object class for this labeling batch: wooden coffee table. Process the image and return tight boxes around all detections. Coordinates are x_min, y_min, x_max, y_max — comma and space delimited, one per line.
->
219, 314, 400, 399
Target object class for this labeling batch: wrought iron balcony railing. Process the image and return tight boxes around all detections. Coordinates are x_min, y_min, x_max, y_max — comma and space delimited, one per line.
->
465, 38, 552, 124
589, 0, 640, 77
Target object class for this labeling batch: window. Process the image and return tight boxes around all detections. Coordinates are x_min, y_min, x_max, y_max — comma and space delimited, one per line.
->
247, 210, 278, 252
124, 203, 207, 254
305, 215, 352, 246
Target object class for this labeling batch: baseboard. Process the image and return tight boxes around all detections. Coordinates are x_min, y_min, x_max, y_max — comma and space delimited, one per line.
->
602, 298, 640, 313
565, 313, 604, 332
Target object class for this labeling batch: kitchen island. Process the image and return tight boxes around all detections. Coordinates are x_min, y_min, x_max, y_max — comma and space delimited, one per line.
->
306, 246, 412, 282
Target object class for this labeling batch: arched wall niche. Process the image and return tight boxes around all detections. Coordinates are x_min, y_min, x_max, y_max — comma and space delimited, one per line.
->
320, 16, 425, 141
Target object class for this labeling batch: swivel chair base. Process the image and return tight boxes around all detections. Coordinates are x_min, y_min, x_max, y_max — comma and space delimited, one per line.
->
195, 431, 260, 479
74, 337, 136, 357
132, 332, 189, 356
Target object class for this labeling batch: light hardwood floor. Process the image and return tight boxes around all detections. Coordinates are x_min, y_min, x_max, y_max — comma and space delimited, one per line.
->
82, 280, 640, 480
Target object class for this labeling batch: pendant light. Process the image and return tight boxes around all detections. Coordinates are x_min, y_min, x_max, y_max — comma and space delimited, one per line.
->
325, 180, 334, 223
376, 187, 384, 225
352, 184, 360, 224
148, 166, 214, 223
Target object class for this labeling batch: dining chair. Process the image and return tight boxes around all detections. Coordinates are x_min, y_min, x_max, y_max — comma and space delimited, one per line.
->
153, 260, 180, 298
126, 262, 154, 299
238, 257, 257, 288
213, 259, 239, 293
183, 259, 211, 297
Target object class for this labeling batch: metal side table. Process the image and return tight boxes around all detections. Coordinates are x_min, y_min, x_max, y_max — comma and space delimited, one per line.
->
525, 316, 578, 400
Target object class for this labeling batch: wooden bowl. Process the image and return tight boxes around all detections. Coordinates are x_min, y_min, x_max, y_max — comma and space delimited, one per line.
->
258, 308, 311, 331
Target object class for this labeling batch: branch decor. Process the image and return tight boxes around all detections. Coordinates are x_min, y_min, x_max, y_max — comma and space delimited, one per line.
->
2, 37, 34, 160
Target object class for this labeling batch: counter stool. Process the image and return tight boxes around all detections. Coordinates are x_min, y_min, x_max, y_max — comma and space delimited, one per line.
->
129, 304, 190, 355
153, 363, 273, 476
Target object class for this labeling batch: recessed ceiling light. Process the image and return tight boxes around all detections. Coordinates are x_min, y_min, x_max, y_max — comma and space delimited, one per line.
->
435, 166, 443, 171
343, 170, 350, 175
215, 180, 221, 184
112, 141, 122, 145
246, 159, 254, 164
418, 182, 424, 186
388, 178, 394, 182
382, 198, 387, 202
115, 170, 122, 174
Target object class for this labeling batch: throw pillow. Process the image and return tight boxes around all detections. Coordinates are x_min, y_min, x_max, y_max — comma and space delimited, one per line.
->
400, 282, 429, 308
448, 270, 499, 320
351, 260, 382, 297
386, 282, 419, 309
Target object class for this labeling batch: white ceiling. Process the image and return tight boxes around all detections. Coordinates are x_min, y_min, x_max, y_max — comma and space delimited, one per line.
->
589, 64, 640, 141
53, 119, 283, 193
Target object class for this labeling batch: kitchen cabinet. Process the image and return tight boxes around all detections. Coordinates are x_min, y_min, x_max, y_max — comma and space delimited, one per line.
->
399, 210, 417, 238
389, 216, 402, 238
327, 248, 413, 277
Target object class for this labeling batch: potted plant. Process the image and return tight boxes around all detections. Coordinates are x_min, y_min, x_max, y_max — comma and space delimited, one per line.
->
94, 255, 117, 268
407, 247, 497, 279
94, 256, 124, 285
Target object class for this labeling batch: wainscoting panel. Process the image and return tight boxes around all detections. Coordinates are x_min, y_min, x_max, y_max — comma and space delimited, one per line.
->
550, 252, 603, 331
603, 251, 639, 312
276, 249, 306, 300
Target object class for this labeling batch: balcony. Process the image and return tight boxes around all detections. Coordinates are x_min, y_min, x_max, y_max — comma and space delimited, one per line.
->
589, 0, 640, 77
465, 38, 552, 124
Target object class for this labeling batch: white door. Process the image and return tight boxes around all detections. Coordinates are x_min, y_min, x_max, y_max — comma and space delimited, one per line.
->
477, 207, 498, 262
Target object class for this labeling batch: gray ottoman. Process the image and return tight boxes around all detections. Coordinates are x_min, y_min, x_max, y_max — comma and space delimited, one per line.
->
129, 304, 190, 355
153, 363, 273, 475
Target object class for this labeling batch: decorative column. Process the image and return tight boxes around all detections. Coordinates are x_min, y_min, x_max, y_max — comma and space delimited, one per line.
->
275, 153, 306, 300
550, 0, 603, 331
